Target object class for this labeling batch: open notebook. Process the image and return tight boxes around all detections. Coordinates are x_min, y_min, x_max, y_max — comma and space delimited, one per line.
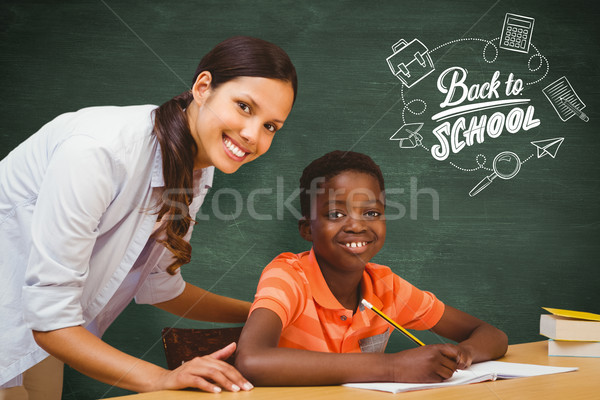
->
343, 361, 577, 394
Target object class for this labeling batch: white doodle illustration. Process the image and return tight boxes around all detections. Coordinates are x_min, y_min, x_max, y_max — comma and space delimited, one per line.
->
524, 43, 549, 86
469, 151, 522, 197
500, 13, 535, 54
450, 154, 493, 173
384, 12, 570, 198
386, 39, 435, 88
531, 137, 564, 158
542, 76, 588, 122
399, 85, 427, 124
389, 123, 424, 149
560, 98, 589, 122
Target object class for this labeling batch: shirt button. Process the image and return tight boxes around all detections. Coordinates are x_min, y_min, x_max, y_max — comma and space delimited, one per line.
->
340, 315, 347, 321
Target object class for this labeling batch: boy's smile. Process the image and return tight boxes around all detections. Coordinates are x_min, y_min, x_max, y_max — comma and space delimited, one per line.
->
300, 171, 386, 277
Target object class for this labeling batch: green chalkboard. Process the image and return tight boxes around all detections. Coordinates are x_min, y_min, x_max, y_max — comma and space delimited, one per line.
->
1, 1, 599, 398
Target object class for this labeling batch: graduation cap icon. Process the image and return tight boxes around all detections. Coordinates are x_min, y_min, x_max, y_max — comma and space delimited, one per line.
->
531, 137, 564, 159
390, 122, 424, 149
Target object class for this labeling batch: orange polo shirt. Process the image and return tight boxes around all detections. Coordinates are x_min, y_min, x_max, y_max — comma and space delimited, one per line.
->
250, 249, 445, 353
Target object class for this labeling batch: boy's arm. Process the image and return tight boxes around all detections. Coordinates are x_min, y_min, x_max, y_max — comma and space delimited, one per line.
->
235, 308, 461, 386
430, 305, 508, 369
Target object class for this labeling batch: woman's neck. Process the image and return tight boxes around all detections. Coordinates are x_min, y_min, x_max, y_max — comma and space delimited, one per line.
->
185, 103, 211, 171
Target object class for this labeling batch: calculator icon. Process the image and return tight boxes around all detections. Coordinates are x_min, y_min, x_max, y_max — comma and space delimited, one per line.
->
500, 13, 535, 54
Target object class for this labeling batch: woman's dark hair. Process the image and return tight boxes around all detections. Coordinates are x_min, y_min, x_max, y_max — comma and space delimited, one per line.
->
153, 36, 298, 274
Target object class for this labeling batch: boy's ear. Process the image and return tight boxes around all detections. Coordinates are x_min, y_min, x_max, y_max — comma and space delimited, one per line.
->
298, 218, 313, 242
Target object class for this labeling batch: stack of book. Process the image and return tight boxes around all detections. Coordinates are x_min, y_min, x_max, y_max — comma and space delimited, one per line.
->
540, 307, 600, 357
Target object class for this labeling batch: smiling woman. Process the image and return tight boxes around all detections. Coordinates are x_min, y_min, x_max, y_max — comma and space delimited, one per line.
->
154, 36, 297, 276
0, 36, 297, 399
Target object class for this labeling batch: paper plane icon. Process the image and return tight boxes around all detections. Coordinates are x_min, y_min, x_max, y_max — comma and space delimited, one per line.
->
531, 137, 564, 159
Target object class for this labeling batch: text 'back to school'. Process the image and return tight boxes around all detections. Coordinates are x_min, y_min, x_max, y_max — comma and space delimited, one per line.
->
430, 67, 540, 161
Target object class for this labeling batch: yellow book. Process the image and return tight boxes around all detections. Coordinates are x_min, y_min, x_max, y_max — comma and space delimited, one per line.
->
541, 308, 600, 357
540, 308, 600, 341
542, 307, 600, 322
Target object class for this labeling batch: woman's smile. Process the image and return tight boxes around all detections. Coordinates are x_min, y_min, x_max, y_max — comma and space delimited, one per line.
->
222, 134, 250, 161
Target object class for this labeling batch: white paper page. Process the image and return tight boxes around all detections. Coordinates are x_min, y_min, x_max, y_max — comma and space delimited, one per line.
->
343, 361, 578, 394
344, 370, 494, 394
469, 360, 578, 378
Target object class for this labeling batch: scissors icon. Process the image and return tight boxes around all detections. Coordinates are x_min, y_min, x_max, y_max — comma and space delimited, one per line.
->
469, 151, 521, 197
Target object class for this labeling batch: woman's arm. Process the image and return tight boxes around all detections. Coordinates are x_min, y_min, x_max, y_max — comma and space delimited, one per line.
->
430, 305, 508, 369
33, 326, 252, 393
235, 308, 463, 386
152, 282, 250, 322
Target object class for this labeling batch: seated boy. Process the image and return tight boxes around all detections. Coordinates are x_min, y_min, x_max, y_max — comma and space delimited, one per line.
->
235, 150, 508, 386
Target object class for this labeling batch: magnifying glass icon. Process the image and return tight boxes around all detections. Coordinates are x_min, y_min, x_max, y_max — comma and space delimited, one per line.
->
469, 151, 521, 197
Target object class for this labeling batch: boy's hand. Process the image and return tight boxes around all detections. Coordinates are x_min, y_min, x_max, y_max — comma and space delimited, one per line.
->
455, 344, 474, 370
390, 344, 460, 383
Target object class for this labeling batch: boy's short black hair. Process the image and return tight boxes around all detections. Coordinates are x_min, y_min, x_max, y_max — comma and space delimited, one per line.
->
299, 150, 385, 218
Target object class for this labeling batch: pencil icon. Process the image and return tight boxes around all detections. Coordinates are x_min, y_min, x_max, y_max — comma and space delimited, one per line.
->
560, 97, 589, 122
361, 299, 425, 346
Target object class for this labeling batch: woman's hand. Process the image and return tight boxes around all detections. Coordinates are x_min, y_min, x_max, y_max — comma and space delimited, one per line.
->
33, 326, 252, 393
154, 342, 253, 393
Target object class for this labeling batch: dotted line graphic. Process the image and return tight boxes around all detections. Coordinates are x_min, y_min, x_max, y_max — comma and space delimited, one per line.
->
452, 153, 537, 172
525, 43, 549, 86
430, 37, 499, 64
400, 83, 406, 104
521, 153, 535, 164
401, 99, 427, 124
450, 161, 478, 172
400, 85, 427, 124
450, 154, 494, 172
482, 37, 499, 63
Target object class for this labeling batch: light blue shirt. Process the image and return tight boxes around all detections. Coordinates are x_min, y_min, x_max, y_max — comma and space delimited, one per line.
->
0, 105, 214, 386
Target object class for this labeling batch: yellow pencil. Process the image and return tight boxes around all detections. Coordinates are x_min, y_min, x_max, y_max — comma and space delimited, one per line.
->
361, 299, 425, 346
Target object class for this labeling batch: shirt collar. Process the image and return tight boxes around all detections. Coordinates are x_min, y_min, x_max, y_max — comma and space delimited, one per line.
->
304, 248, 384, 311
151, 142, 215, 195
193, 165, 215, 196
359, 266, 384, 311
150, 142, 164, 188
